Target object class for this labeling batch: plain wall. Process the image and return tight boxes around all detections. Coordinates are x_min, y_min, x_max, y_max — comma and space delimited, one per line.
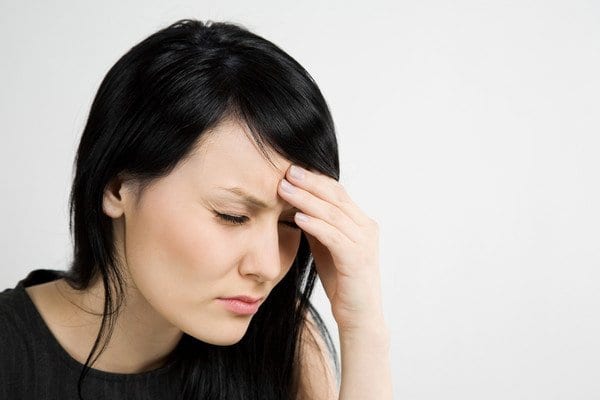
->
1, 0, 599, 398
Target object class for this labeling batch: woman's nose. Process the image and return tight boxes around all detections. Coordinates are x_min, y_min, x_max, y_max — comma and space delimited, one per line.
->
238, 226, 283, 283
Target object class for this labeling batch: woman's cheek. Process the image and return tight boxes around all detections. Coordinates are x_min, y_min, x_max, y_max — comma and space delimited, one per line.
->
159, 212, 235, 280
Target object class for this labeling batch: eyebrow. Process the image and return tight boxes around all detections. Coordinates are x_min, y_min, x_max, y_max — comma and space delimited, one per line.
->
216, 186, 298, 212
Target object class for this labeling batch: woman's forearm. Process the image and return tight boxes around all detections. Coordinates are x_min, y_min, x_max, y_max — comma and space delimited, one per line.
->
337, 318, 393, 400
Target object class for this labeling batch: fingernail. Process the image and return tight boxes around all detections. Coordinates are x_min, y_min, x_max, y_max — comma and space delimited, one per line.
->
289, 165, 305, 180
280, 179, 295, 194
295, 212, 309, 222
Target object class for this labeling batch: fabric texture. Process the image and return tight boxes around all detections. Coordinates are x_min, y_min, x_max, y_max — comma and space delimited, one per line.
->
0, 269, 182, 399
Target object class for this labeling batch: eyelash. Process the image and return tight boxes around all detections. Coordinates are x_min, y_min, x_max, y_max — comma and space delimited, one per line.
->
215, 212, 300, 230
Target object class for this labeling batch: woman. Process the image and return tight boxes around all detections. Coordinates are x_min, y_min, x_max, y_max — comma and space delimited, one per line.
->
0, 19, 391, 399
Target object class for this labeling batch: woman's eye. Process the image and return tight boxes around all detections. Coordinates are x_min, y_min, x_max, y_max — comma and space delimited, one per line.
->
215, 212, 300, 230
216, 212, 248, 225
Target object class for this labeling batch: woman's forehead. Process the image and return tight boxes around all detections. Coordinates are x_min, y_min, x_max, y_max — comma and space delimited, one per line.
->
192, 120, 292, 179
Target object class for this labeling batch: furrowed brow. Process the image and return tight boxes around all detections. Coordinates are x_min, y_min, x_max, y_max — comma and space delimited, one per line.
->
216, 186, 298, 212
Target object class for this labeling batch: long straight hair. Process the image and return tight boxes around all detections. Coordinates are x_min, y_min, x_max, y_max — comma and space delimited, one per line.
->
62, 18, 340, 399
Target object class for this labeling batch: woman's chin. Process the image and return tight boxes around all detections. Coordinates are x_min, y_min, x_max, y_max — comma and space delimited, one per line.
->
185, 318, 252, 346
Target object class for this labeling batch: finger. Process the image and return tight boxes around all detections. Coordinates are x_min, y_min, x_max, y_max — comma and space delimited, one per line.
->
279, 178, 361, 243
286, 165, 372, 227
294, 212, 353, 273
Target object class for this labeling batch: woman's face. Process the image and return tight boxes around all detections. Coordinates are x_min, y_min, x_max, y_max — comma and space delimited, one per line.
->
107, 118, 302, 345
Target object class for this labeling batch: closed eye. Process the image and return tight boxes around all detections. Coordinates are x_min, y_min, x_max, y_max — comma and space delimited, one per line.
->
214, 212, 300, 230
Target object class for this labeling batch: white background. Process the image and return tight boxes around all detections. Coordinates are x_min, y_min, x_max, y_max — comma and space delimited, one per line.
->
1, 1, 599, 398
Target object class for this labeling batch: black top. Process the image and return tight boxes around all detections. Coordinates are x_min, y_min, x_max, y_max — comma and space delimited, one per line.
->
0, 269, 182, 399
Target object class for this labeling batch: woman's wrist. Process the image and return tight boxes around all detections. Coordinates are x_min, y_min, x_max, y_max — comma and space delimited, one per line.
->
337, 315, 393, 400
338, 315, 390, 347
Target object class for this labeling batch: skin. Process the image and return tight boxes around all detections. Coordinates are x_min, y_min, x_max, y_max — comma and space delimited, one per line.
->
25, 117, 303, 373
25, 116, 393, 399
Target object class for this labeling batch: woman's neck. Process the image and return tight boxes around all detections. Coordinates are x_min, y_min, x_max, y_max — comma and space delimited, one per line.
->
26, 275, 183, 374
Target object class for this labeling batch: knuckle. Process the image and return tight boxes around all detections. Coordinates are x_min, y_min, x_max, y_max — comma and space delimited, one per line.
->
327, 205, 340, 225
334, 182, 348, 203
330, 230, 344, 246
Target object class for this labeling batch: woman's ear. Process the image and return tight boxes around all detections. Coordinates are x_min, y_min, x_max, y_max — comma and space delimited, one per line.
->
102, 174, 132, 218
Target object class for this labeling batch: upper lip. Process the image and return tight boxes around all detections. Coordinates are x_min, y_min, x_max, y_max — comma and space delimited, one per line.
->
219, 295, 264, 303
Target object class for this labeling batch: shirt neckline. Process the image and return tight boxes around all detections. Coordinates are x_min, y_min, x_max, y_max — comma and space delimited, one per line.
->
15, 268, 181, 382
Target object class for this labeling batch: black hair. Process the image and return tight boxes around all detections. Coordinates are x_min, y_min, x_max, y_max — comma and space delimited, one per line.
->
62, 18, 340, 399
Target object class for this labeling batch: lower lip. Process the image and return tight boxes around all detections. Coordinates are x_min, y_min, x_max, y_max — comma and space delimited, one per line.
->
216, 298, 261, 315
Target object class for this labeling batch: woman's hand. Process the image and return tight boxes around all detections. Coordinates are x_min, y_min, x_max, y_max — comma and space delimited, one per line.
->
278, 164, 386, 333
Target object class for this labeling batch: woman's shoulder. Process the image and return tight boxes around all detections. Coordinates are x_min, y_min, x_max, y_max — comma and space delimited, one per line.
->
0, 269, 65, 354
0, 275, 37, 346
0, 281, 28, 332
0, 298, 27, 354
0, 282, 33, 396
295, 308, 339, 400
